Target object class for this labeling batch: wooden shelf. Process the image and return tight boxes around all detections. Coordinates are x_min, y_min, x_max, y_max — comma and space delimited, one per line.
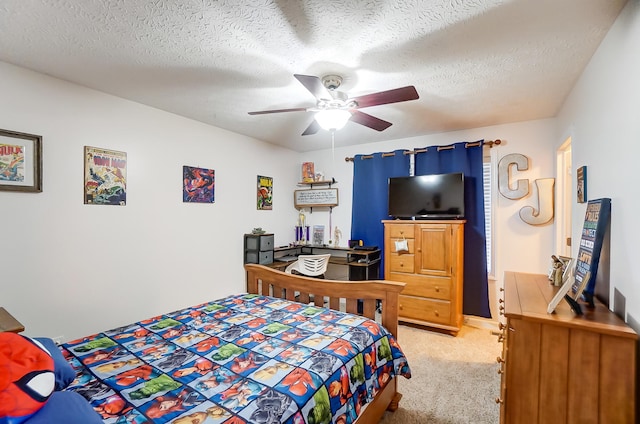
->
0, 307, 25, 333
297, 178, 337, 188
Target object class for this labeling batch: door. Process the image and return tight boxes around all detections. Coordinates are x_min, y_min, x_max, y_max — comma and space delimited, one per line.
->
416, 223, 451, 276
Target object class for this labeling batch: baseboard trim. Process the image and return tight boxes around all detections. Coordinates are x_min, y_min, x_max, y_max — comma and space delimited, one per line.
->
463, 315, 499, 331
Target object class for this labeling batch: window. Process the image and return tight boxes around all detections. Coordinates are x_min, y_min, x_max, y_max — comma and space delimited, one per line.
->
483, 159, 492, 275
410, 150, 494, 275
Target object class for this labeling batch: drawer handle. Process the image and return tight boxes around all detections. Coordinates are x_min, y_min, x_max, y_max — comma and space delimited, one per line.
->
496, 356, 504, 364
498, 322, 505, 331
497, 335, 504, 343
495, 397, 503, 404
434, 311, 439, 317
434, 286, 440, 292
497, 368, 504, 375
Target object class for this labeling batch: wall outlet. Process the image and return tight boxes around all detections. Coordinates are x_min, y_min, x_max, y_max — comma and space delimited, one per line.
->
52, 335, 65, 345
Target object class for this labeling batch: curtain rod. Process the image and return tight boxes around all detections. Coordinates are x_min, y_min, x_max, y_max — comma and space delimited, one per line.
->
344, 139, 502, 162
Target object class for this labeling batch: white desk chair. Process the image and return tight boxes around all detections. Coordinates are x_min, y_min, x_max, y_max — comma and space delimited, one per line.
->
285, 254, 331, 278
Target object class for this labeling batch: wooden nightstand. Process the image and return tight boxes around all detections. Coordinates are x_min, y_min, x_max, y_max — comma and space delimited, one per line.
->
0, 307, 25, 333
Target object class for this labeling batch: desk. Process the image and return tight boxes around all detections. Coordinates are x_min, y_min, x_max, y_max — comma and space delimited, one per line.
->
0, 307, 25, 333
271, 245, 380, 280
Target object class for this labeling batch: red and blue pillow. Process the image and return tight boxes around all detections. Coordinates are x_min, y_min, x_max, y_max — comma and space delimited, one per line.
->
0, 333, 102, 424
0, 333, 55, 424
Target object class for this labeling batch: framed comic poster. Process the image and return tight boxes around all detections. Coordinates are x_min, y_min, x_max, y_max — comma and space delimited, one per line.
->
84, 146, 127, 205
257, 175, 273, 210
183, 166, 215, 203
0, 129, 42, 192
577, 165, 587, 203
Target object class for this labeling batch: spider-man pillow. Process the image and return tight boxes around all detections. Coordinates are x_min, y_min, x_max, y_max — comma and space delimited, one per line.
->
0, 333, 55, 424
33, 338, 75, 391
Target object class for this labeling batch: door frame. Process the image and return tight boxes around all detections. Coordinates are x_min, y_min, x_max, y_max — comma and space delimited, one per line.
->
555, 137, 572, 257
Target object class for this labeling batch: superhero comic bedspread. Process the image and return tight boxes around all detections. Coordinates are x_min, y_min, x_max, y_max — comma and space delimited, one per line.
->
60, 293, 411, 423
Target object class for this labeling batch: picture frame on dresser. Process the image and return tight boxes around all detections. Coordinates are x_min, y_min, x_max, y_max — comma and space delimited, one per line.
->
0, 128, 42, 193
547, 255, 572, 286
546, 276, 576, 314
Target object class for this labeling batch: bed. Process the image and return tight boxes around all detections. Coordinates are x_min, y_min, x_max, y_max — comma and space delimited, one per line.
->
56, 264, 409, 423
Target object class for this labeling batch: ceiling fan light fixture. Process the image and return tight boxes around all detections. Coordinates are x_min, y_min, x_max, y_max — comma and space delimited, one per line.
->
315, 109, 351, 131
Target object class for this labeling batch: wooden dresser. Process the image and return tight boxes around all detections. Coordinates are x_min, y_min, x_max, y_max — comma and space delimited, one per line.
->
498, 272, 637, 424
383, 220, 464, 335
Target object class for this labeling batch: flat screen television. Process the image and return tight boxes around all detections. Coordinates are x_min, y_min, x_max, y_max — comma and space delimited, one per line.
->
388, 172, 465, 219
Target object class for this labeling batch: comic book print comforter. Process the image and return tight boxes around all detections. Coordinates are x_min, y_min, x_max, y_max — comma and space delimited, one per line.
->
61, 293, 412, 423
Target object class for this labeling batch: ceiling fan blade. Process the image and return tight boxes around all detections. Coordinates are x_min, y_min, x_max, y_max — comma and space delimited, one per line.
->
294, 74, 333, 100
352, 86, 419, 109
248, 107, 308, 115
350, 110, 392, 131
302, 119, 320, 136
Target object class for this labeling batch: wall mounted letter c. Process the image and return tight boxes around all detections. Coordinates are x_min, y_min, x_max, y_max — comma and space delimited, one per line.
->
498, 153, 529, 199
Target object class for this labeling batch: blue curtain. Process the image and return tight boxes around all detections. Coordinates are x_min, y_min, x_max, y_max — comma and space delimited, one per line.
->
414, 140, 490, 318
351, 150, 410, 277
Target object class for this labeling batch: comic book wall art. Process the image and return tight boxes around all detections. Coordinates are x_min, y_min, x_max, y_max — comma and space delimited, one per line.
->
257, 175, 273, 210
183, 166, 215, 203
0, 142, 25, 182
84, 146, 127, 205
0, 129, 42, 193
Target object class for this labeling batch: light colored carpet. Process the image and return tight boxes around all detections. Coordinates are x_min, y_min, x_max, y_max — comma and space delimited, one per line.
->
379, 324, 502, 424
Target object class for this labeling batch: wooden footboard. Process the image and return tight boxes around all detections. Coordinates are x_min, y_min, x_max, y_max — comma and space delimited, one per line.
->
244, 264, 405, 338
244, 264, 406, 423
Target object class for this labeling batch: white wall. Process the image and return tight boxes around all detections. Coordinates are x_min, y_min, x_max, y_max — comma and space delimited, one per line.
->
556, 0, 640, 324
0, 61, 300, 341
304, 118, 558, 283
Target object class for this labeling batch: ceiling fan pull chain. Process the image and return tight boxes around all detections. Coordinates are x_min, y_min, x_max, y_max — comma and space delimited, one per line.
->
331, 130, 336, 162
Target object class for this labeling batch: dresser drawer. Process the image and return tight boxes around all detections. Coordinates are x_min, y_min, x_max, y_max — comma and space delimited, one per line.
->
389, 238, 415, 254
388, 273, 451, 300
399, 295, 451, 325
387, 224, 415, 239
389, 253, 415, 273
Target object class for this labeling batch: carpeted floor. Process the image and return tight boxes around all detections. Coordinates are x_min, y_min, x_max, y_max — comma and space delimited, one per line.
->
379, 324, 502, 424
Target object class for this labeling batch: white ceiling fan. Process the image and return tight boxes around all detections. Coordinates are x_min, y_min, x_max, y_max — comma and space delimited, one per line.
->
249, 74, 420, 134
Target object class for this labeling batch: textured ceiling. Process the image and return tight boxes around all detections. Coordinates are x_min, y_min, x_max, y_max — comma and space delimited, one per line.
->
0, 0, 628, 152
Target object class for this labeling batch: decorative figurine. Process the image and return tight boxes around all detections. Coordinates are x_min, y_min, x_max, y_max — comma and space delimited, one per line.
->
334, 227, 342, 247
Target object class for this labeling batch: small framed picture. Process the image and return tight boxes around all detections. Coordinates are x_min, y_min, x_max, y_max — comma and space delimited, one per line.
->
257, 175, 273, 210
547, 275, 575, 314
0, 129, 42, 193
577, 165, 587, 203
548, 255, 573, 286
183, 166, 215, 203
84, 146, 127, 205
